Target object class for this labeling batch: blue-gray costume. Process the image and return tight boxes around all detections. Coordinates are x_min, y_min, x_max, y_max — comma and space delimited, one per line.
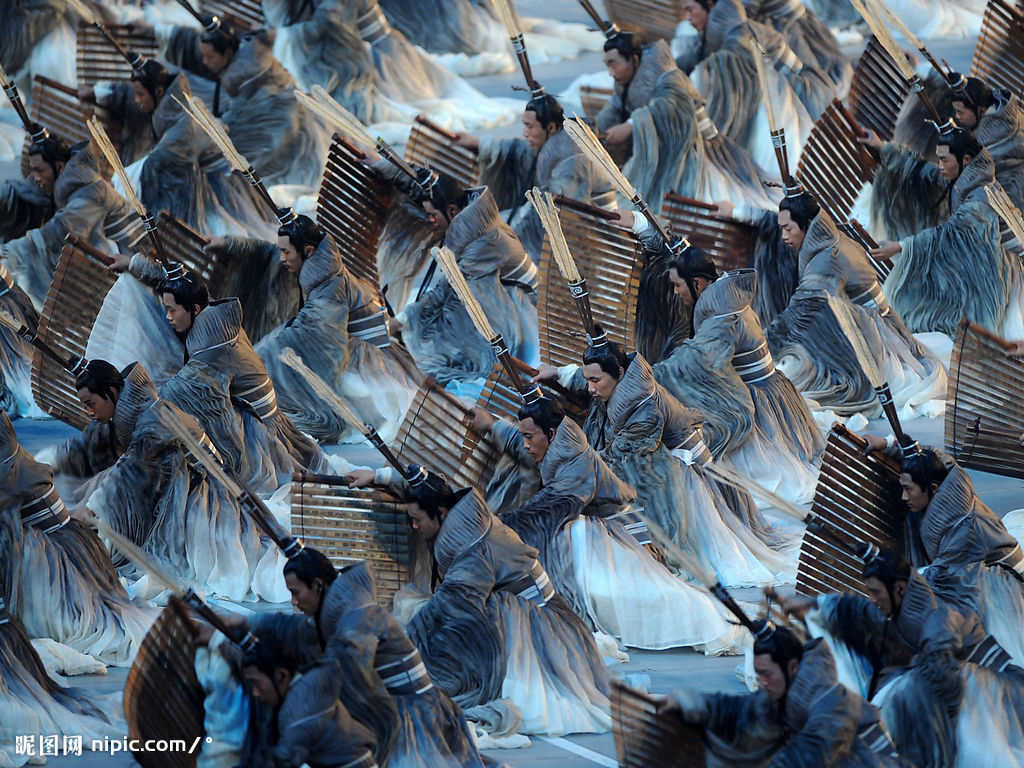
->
0, 411, 155, 666
671, 638, 902, 768
814, 569, 1024, 768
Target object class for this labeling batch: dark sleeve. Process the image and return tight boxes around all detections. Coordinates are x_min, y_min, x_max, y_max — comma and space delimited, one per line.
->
0, 180, 51, 243
815, 593, 889, 662
163, 26, 214, 79
766, 688, 863, 768
54, 421, 121, 478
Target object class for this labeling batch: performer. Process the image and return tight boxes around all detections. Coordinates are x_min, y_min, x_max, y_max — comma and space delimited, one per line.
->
949, 73, 1024, 211
744, 0, 852, 93
239, 552, 486, 767
0, 156, 53, 243
454, 93, 615, 261
262, 0, 512, 129
862, 123, 1024, 338
861, 439, 1024, 667
239, 633, 380, 768
781, 549, 1024, 768
536, 337, 790, 587
721, 184, 946, 417
0, 595, 123, 764
595, 31, 776, 214
463, 398, 745, 654
1, 137, 146, 309
67, 360, 278, 602
662, 623, 903, 767
0, 411, 155, 667
655, 242, 823, 503
108, 59, 269, 238
377, 168, 540, 382
105, 257, 329, 484
676, 0, 836, 170
249, 214, 420, 443
156, 22, 329, 190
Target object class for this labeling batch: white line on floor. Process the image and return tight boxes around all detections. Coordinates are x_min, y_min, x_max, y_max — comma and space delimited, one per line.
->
540, 737, 618, 767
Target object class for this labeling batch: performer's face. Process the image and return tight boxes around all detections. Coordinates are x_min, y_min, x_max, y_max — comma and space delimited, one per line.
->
77, 387, 117, 423
199, 42, 234, 76
27, 154, 61, 195
518, 417, 552, 463
668, 269, 709, 304
681, 0, 710, 31
284, 572, 323, 615
863, 575, 904, 616
935, 145, 965, 181
131, 81, 160, 114
422, 201, 451, 232
603, 49, 638, 87
776, 209, 805, 250
753, 654, 797, 702
277, 236, 306, 273
161, 292, 195, 334
951, 101, 979, 130
522, 110, 553, 150
407, 503, 442, 539
899, 472, 935, 513
582, 363, 621, 402
244, 666, 289, 707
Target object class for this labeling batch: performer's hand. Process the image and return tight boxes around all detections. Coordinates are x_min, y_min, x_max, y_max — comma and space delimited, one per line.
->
203, 236, 228, 256
343, 469, 376, 488
662, 689, 705, 724
869, 241, 901, 260
530, 363, 560, 384
191, 621, 215, 647
616, 210, 635, 229
77, 85, 96, 104
73, 506, 97, 524
777, 594, 816, 618
603, 122, 633, 145
862, 433, 888, 454
470, 407, 495, 434
126, 19, 153, 35
1004, 340, 1024, 357
712, 200, 735, 219
856, 129, 884, 153
655, 694, 680, 718
453, 132, 480, 150
107, 252, 132, 273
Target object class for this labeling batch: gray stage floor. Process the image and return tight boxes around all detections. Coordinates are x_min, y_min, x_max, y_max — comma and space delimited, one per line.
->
2, 4, 1002, 766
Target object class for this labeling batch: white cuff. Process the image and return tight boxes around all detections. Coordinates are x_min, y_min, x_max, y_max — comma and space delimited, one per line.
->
93, 81, 115, 105
373, 467, 394, 485
557, 363, 580, 389
630, 214, 650, 235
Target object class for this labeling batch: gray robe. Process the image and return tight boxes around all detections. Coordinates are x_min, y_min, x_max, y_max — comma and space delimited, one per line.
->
676, 0, 835, 147
879, 146, 1020, 334
0, 413, 154, 666
400, 187, 539, 383
674, 638, 901, 768
596, 40, 702, 215
406, 489, 610, 722
476, 128, 614, 262
258, 660, 378, 768
0, 178, 52, 244
816, 571, 1024, 767
975, 92, 1024, 212
255, 233, 420, 442
217, 31, 330, 188
2, 143, 146, 309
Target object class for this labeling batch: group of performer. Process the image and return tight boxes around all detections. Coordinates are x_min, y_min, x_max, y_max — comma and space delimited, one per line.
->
1, 0, 1024, 766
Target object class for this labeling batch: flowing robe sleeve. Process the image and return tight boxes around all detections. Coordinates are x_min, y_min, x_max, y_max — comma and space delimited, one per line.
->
54, 421, 121, 478
323, 607, 400, 764
0, 179, 51, 243
475, 137, 535, 213
870, 143, 948, 240
765, 688, 865, 768
405, 553, 507, 709
138, 115, 205, 228
653, 316, 756, 457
